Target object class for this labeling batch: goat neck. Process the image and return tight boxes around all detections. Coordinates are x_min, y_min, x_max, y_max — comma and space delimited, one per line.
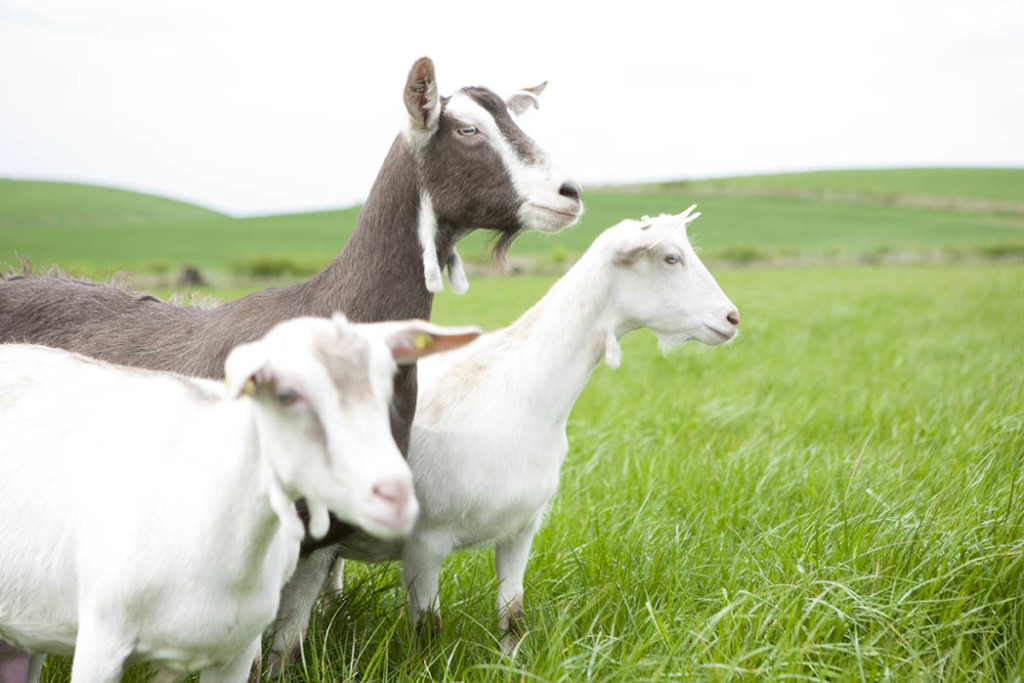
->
302, 138, 448, 324
494, 253, 623, 425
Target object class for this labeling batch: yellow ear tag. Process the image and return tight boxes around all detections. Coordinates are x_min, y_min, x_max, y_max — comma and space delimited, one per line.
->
414, 333, 433, 350
242, 378, 257, 395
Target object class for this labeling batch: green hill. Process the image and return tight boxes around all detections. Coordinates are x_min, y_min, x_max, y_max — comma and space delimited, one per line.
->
1, 168, 1021, 279
0, 179, 225, 230
653, 167, 1024, 208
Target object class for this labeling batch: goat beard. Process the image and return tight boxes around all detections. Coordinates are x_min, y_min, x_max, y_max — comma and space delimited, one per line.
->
490, 227, 525, 273
655, 331, 690, 356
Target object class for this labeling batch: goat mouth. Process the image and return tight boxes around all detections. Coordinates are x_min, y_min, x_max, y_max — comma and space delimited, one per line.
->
530, 203, 581, 219
364, 512, 413, 534
706, 325, 735, 341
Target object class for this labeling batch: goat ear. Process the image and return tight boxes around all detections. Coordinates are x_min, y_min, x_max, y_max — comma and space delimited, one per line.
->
612, 228, 660, 265
369, 320, 481, 364
404, 57, 441, 135
613, 214, 681, 264
506, 81, 547, 116
224, 342, 269, 398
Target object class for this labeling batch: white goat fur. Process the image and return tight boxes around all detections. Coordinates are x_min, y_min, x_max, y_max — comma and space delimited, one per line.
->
343, 208, 741, 649
0, 315, 477, 682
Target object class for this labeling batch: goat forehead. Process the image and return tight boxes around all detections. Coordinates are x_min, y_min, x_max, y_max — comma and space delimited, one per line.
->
446, 88, 541, 164
311, 338, 375, 405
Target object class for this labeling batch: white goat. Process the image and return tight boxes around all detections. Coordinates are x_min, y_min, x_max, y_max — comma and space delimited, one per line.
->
335, 207, 739, 650
0, 315, 478, 683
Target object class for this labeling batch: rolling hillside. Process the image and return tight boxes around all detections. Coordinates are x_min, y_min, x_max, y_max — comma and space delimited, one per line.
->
0, 179, 225, 229
1, 168, 1021, 280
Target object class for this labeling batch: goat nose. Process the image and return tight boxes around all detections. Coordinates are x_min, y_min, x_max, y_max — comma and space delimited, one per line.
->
727, 309, 740, 326
559, 180, 582, 201
373, 480, 410, 507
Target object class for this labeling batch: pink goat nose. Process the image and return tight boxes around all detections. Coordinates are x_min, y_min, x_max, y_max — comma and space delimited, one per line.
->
727, 309, 740, 326
373, 480, 410, 507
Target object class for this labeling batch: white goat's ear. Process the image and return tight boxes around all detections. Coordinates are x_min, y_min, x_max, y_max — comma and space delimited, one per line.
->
224, 342, 269, 398
404, 57, 441, 137
612, 228, 661, 265
369, 320, 482, 364
506, 81, 547, 116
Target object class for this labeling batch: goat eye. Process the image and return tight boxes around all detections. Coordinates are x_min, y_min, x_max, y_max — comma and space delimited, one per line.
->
664, 254, 682, 265
457, 126, 478, 136
275, 389, 301, 407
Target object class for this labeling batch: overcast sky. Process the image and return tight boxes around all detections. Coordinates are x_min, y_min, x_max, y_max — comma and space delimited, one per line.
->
1, 0, 1022, 216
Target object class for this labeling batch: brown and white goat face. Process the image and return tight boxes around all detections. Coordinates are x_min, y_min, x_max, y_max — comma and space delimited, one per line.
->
224, 315, 479, 540
403, 57, 583, 238
607, 207, 740, 350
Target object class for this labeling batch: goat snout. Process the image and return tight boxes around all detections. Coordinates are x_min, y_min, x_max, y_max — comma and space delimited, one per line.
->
373, 479, 411, 507
727, 309, 740, 327
559, 180, 583, 202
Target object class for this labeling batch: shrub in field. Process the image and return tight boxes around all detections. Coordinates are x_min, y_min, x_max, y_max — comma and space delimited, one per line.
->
230, 254, 326, 279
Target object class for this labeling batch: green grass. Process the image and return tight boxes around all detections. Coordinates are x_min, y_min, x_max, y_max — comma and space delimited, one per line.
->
2, 169, 1023, 279
297, 266, 1024, 680
36, 264, 1024, 682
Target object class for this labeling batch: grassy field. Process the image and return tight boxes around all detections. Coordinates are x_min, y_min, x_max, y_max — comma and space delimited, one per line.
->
5, 170, 1022, 680
33, 265, 1024, 681
318, 266, 1024, 681
2, 168, 1023, 279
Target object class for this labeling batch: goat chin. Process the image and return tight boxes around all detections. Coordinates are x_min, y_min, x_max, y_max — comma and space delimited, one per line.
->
656, 331, 693, 355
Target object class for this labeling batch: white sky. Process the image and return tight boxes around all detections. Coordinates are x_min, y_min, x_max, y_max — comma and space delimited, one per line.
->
1, 0, 1022, 216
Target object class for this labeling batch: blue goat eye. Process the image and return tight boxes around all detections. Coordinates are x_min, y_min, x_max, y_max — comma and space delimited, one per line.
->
458, 126, 478, 136
665, 254, 682, 265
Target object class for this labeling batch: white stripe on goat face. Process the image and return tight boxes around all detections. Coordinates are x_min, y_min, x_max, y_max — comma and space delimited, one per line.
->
444, 91, 581, 233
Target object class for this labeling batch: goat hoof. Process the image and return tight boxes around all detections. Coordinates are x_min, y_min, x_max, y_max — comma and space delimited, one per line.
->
247, 657, 261, 683
415, 611, 442, 642
500, 606, 526, 654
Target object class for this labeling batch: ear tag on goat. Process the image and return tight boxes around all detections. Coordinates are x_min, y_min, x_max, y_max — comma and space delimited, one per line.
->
414, 333, 433, 350
640, 215, 652, 231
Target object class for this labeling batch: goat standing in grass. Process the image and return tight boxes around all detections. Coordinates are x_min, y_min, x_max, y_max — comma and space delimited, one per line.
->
335, 208, 739, 651
0, 315, 478, 682
0, 55, 581, 675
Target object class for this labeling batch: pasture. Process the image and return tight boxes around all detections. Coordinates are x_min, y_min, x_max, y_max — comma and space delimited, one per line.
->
2, 168, 1023, 278
2, 169, 1022, 681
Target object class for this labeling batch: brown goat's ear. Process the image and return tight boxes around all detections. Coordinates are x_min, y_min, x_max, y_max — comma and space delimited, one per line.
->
506, 81, 547, 116
368, 320, 481, 365
224, 342, 269, 398
405, 57, 440, 134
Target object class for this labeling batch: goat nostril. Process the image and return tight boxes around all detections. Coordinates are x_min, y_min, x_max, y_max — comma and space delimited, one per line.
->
373, 480, 410, 507
559, 181, 582, 202
727, 310, 740, 326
